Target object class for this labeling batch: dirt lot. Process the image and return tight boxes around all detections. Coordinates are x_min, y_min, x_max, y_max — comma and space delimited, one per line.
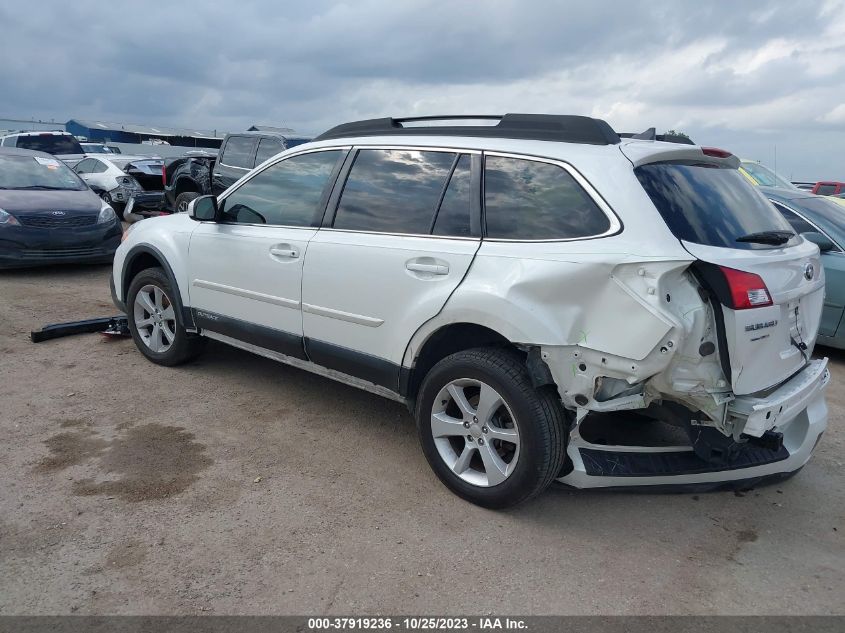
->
1, 263, 843, 615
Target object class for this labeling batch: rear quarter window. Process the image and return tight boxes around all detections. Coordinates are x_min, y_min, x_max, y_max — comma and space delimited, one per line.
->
483, 155, 611, 240
220, 136, 257, 168
636, 162, 796, 250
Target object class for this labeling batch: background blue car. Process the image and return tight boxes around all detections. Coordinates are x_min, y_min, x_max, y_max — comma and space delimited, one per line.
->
762, 185, 845, 349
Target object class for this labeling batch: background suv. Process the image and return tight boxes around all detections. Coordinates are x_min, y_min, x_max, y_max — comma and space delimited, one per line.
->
112, 114, 829, 508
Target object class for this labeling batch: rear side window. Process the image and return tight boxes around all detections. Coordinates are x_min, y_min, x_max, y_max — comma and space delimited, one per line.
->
220, 136, 257, 168
221, 150, 342, 226
484, 156, 610, 240
771, 202, 817, 235
636, 163, 795, 250
255, 138, 283, 166
333, 149, 455, 234
14, 134, 83, 155
815, 184, 836, 196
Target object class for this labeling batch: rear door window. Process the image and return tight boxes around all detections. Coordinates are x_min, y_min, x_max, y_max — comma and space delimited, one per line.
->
636, 162, 796, 250
484, 155, 610, 240
333, 149, 455, 234
254, 138, 284, 166
432, 154, 472, 237
220, 136, 257, 168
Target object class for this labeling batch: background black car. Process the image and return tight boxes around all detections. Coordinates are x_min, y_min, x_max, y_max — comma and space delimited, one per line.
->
163, 130, 311, 212
0, 147, 122, 268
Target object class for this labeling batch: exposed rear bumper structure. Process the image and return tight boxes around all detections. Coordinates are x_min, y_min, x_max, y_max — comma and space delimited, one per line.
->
558, 360, 830, 490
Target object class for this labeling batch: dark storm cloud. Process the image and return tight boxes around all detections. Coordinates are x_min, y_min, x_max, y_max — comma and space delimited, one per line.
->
1, 0, 843, 179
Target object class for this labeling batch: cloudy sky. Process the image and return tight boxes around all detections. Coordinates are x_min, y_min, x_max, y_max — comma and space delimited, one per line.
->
2, 0, 844, 180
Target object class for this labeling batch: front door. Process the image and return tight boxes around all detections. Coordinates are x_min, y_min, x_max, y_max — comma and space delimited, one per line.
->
188, 148, 347, 359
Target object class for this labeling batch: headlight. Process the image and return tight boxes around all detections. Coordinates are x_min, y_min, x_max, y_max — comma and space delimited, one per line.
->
0, 208, 20, 226
98, 204, 117, 224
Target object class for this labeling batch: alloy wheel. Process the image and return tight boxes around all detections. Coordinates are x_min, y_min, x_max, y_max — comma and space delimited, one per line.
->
133, 284, 176, 353
430, 378, 520, 487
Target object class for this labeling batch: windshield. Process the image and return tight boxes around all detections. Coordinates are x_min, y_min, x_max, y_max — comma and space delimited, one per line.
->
14, 134, 84, 155
0, 155, 88, 190
741, 161, 797, 190
636, 162, 796, 250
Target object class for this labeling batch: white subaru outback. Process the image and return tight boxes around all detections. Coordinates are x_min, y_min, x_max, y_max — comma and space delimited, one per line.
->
111, 114, 830, 508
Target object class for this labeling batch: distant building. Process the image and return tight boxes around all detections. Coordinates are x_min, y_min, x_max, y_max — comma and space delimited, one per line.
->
66, 119, 225, 149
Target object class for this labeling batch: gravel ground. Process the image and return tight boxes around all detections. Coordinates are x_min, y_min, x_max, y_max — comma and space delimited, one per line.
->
0, 263, 843, 615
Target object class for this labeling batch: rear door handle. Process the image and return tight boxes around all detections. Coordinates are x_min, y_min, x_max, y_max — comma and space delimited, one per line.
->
406, 262, 449, 275
269, 244, 299, 259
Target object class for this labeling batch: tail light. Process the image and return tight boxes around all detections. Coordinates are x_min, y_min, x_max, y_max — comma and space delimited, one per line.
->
162, 163, 167, 188
702, 147, 733, 159
719, 266, 772, 309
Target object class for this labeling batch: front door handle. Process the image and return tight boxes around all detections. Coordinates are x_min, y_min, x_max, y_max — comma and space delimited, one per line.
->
406, 261, 449, 275
269, 244, 300, 259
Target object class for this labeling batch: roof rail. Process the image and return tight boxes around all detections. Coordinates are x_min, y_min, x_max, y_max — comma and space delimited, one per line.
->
313, 114, 621, 146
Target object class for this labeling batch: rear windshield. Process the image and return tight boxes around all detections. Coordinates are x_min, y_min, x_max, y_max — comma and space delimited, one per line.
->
14, 134, 84, 155
740, 161, 797, 190
636, 162, 796, 250
0, 155, 88, 190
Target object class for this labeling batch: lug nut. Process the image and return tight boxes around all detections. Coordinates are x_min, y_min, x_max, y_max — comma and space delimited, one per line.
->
463, 421, 470, 428
466, 435, 474, 442
472, 416, 478, 423
478, 438, 485, 446
482, 426, 488, 434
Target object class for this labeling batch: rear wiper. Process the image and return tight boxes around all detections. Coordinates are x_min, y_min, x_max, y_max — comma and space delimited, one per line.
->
13, 185, 69, 191
736, 230, 794, 245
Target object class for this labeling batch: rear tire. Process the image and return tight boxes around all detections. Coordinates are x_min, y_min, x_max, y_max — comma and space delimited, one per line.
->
174, 191, 199, 214
415, 347, 567, 508
126, 267, 205, 366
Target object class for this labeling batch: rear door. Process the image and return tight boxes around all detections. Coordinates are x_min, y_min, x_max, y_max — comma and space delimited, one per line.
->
188, 148, 346, 357
636, 160, 824, 395
301, 147, 480, 391
212, 135, 257, 195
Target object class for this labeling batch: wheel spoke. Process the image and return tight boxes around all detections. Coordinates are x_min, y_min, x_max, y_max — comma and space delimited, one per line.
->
475, 383, 503, 424
148, 324, 162, 352
136, 317, 154, 328
452, 442, 475, 475
488, 425, 519, 447
447, 384, 475, 419
153, 287, 166, 311
161, 322, 176, 344
478, 442, 509, 486
161, 305, 175, 320
137, 291, 156, 315
431, 412, 466, 438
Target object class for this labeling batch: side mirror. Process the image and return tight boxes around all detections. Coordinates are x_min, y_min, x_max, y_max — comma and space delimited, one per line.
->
189, 195, 218, 221
802, 231, 836, 253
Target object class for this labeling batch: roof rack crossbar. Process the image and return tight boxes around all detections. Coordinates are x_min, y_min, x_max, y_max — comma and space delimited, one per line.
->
313, 113, 621, 146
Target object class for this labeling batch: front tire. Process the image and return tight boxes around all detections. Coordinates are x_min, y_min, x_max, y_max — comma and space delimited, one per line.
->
174, 191, 199, 214
126, 267, 204, 366
415, 348, 567, 508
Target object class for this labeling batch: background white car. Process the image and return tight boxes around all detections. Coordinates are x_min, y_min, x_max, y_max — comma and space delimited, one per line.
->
73, 155, 164, 218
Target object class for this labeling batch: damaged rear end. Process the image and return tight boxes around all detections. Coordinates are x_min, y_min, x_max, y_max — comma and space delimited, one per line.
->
554, 143, 829, 489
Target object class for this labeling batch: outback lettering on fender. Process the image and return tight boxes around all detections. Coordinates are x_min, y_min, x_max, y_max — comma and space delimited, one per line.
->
110, 113, 830, 508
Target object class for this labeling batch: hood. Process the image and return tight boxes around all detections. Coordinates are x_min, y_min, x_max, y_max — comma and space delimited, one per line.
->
0, 188, 102, 216
759, 185, 819, 203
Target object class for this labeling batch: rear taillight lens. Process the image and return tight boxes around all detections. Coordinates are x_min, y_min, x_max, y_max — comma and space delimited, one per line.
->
720, 266, 773, 309
162, 164, 167, 188
702, 147, 733, 159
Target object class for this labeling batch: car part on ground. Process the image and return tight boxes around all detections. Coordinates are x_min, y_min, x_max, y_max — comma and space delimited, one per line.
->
112, 113, 830, 507
30, 315, 129, 342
